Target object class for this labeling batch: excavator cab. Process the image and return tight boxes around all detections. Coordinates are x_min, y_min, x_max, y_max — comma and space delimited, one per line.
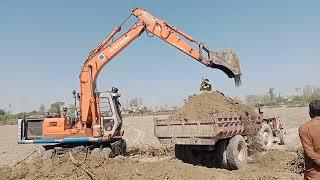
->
98, 88, 123, 137
17, 88, 123, 144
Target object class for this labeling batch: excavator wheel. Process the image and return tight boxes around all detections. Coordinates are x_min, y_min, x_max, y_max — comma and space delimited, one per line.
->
91, 148, 102, 156
42, 149, 55, 160
101, 147, 114, 159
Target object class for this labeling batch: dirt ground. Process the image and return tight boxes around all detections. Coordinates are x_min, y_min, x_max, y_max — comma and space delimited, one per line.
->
0, 107, 309, 180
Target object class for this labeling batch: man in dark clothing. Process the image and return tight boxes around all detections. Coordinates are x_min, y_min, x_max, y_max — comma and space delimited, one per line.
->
299, 100, 320, 180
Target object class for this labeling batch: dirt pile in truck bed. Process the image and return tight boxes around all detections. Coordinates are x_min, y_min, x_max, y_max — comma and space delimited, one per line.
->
168, 91, 259, 122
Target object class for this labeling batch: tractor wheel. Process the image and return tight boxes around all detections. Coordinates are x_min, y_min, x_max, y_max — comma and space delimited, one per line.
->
101, 147, 114, 159
42, 149, 55, 160
226, 135, 248, 170
274, 129, 286, 145
257, 123, 273, 150
91, 148, 102, 156
214, 139, 228, 169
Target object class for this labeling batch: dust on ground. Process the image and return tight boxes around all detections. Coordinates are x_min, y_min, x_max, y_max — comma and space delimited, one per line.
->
168, 91, 259, 123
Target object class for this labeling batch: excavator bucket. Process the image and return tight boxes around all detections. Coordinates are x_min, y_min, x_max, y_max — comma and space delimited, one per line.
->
201, 44, 241, 86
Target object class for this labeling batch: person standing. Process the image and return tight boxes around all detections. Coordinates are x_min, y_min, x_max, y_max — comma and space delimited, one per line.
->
200, 78, 212, 92
299, 100, 320, 180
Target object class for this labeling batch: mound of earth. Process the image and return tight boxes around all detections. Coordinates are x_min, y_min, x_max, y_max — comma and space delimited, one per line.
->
169, 91, 260, 122
0, 149, 302, 180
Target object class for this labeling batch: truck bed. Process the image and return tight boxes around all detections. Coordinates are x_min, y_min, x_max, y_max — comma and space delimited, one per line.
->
154, 116, 261, 145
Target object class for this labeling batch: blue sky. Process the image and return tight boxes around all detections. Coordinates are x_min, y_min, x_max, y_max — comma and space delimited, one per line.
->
0, 0, 319, 112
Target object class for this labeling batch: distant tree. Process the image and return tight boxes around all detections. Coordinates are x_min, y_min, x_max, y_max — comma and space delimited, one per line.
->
268, 88, 275, 101
129, 97, 143, 110
48, 102, 65, 114
303, 85, 316, 102
0, 109, 5, 116
142, 106, 148, 112
39, 104, 46, 115
172, 106, 178, 110
67, 104, 76, 117
129, 98, 138, 108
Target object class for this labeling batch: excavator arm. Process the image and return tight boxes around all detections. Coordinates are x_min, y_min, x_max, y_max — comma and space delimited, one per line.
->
132, 8, 241, 82
79, 8, 241, 132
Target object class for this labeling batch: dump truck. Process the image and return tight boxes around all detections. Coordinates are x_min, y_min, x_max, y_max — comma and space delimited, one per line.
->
154, 101, 274, 170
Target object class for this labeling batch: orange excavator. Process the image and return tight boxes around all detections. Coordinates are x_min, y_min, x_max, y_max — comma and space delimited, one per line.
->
17, 8, 241, 158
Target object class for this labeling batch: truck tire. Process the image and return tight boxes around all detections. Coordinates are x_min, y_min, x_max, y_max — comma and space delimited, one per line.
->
101, 147, 114, 159
42, 149, 55, 160
214, 139, 228, 169
258, 123, 273, 150
226, 135, 248, 170
175, 145, 186, 162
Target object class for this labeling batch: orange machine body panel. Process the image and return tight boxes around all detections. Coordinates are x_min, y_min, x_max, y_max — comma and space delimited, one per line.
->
42, 118, 93, 139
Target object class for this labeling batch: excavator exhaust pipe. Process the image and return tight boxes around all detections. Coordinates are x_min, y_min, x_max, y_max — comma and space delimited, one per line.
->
200, 43, 242, 86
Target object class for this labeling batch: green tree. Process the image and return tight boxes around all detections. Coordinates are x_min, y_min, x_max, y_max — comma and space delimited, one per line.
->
0, 109, 5, 116
67, 104, 76, 117
48, 102, 65, 114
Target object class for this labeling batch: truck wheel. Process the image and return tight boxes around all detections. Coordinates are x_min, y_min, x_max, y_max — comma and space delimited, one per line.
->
226, 135, 248, 170
101, 147, 114, 159
91, 148, 102, 156
274, 129, 286, 145
214, 139, 228, 169
258, 123, 273, 150
42, 149, 55, 160
175, 145, 186, 162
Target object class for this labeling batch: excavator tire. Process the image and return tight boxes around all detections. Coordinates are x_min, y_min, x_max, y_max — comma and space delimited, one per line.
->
214, 139, 229, 169
257, 123, 273, 150
42, 149, 55, 160
91, 148, 102, 156
226, 135, 248, 170
101, 147, 114, 159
